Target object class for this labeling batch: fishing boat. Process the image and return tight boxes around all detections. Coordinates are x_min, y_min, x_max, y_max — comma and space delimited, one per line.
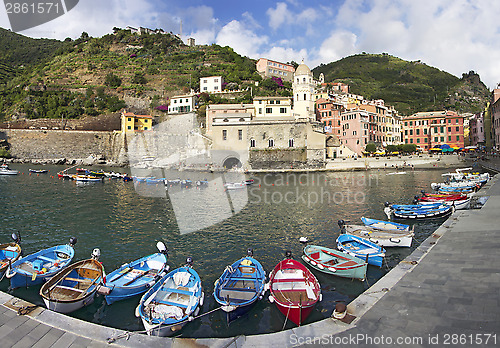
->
102, 242, 169, 305
180, 179, 193, 188
29, 169, 48, 174
0, 163, 18, 175
339, 221, 413, 248
419, 191, 468, 201
6, 238, 77, 289
361, 217, 410, 231
268, 252, 321, 326
437, 186, 476, 194
0, 233, 22, 277
146, 177, 165, 185
213, 249, 266, 322
136, 257, 204, 336
40, 249, 104, 314
302, 245, 367, 281
196, 179, 209, 188
244, 179, 255, 185
57, 171, 73, 179
431, 181, 480, 191
384, 202, 453, 219
224, 182, 246, 190
418, 196, 471, 210
336, 234, 386, 267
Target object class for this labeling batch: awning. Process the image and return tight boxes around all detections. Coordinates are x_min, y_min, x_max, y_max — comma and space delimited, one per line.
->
429, 148, 442, 151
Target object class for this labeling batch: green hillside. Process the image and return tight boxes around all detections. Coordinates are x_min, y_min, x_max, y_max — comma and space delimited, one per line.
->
312, 53, 490, 115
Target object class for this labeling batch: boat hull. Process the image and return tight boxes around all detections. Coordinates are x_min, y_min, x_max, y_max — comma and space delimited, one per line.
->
42, 292, 96, 314
336, 234, 385, 267
302, 245, 367, 280
343, 225, 413, 248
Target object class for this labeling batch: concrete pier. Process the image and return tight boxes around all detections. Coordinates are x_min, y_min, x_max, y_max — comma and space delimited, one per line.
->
1, 172, 499, 347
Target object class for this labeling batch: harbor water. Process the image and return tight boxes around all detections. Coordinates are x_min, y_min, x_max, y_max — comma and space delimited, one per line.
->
0, 164, 457, 337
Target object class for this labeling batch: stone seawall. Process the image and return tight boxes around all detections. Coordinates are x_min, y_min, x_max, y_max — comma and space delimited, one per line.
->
0, 129, 127, 165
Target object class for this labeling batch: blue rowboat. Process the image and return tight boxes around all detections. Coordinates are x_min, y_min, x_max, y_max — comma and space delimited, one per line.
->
437, 186, 475, 193
213, 249, 266, 322
0, 233, 22, 277
302, 245, 367, 281
336, 234, 385, 267
385, 204, 453, 220
103, 242, 169, 305
361, 217, 410, 231
390, 203, 443, 211
6, 238, 77, 289
136, 258, 204, 337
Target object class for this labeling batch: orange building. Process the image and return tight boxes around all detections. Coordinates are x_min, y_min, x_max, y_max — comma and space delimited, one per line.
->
402, 111, 465, 150
121, 111, 153, 132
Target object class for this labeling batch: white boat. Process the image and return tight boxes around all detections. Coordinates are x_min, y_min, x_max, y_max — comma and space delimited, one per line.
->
40, 249, 104, 314
224, 182, 246, 190
419, 197, 471, 210
0, 164, 18, 175
74, 175, 103, 182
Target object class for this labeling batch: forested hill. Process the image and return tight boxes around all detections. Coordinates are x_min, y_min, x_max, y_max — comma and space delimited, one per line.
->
312, 53, 490, 116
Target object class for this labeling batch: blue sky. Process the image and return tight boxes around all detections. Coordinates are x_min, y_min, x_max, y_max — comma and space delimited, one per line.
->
1, 0, 500, 89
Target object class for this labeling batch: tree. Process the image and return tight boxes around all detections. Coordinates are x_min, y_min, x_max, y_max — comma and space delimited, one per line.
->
365, 143, 377, 153
131, 72, 147, 85
105, 73, 122, 88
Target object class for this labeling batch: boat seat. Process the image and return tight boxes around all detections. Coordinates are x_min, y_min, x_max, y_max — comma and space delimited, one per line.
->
227, 277, 255, 282
54, 285, 84, 292
219, 289, 256, 301
156, 300, 188, 308
38, 256, 55, 262
162, 287, 193, 296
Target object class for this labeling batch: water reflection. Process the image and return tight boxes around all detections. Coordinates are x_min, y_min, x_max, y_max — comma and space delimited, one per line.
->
0, 164, 454, 337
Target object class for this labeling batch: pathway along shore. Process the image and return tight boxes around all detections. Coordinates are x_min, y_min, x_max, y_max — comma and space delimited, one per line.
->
0, 170, 498, 347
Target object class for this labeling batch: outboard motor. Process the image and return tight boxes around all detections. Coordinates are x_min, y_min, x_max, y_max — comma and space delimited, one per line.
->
11, 232, 21, 244
186, 256, 193, 267
247, 248, 254, 257
414, 195, 420, 200
412, 198, 419, 204
384, 201, 391, 207
156, 241, 168, 255
285, 250, 292, 259
92, 248, 101, 260
69, 237, 77, 247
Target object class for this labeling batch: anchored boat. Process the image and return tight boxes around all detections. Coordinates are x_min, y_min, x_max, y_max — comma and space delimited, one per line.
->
40, 249, 104, 313
6, 238, 77, 289
302, 245, 367, 281
0, 233, 22, 277
336, 234, 386, 267
339, 220, 413, 248
213, 249, 266, 322
136, 257, 204, 336
268, 251, 321, 326
102, 242, 169, 305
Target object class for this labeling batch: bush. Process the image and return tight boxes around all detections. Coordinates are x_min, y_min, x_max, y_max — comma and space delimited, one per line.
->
0, 147, 11, 158
105, 73, 122, 87
365, 143, 377, 153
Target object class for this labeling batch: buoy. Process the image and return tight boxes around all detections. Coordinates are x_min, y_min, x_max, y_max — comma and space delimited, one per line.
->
299, 237, 309, 243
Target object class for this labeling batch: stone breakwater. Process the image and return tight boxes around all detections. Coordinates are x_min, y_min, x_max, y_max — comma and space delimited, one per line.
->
0, 129, 128, 166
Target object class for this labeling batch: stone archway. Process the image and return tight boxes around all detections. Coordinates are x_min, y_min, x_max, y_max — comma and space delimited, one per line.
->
223, 156, 242, 169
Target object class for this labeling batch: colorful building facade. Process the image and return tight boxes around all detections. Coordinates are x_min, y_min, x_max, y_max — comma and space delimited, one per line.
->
256, 58, 295, 82
121, 111, 153, 132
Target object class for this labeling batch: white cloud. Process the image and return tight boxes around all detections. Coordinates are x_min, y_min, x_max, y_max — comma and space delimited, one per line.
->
263, 46, 309, 65
241, 12, 261, 29
215, 20, 268, 58
317, 30, 358, 64
266, 2, 293, 31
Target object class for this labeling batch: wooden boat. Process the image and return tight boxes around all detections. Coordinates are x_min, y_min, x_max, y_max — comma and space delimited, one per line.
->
57, 171, 73, 179
29, 169, 48, 174
102, 242, 169, 305
418, 196, 470, 210
384, 203, 453, 219
244, 179, 255, 185
437, 186, 476, 194
336, 234, 386, 267
40, 249, 104, 314
361, 217, 410, 231
213, 249, 266, 322
0, 233, 22, 277
268, 252, 321, 326
302, 245, 367, 281
136, 257, 204, 336
180, 179, 193, 188
340, 221, 414, 248
6, 238, 77, 289
0, 164, 18, 175
419, 192, 468, 201
196, 179, 209, 188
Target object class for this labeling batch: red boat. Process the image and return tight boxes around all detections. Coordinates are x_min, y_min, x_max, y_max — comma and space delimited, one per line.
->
268, 254, 321, 326
420, 193, 468, 202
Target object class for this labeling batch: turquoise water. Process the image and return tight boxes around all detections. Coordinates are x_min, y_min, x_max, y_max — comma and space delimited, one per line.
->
0, 164, 451, 337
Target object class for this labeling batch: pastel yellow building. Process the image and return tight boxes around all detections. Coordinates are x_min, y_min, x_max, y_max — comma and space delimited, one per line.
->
121, 111, 153, 132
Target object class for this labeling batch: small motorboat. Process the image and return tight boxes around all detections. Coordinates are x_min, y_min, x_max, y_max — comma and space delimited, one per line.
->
418, 196, 471, 210
339, 220, 413, 248
29, 169, 48, 174
302, 245, 367, 281
40, 249, 104, 314
244, 179, 255, 185
102, 242, 169, 305
180, 179, 193, 188
196, 179, 209, 188
0, 163, 18, 175
0, 233, 22, 277
224, 182, 246, 190
336, 234, 386, 267
146, 177, 165, 185
166, 179, 181, 186
268, 251, 321, 326
6, 238, 77, 289
361, 217, 410, 231
57, 171, 73, 179
437, 186, 476, 194
136, 257, 204, 336
213, 249, 266, 322
74, 175, 103, 183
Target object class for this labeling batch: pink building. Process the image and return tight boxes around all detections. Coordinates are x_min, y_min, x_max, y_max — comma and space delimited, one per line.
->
256, 58, 295, 82
339, 110, 370, 155
469, 113, 485, 147
492, 88, 500, 150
